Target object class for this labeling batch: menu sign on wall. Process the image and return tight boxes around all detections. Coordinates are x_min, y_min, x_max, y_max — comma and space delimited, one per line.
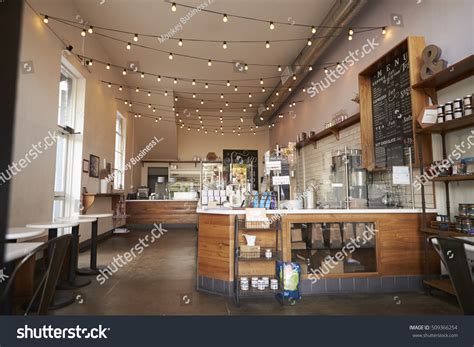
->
370, 48, 414, 167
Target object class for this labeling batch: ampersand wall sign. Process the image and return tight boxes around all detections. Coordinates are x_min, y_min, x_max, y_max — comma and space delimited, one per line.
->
420, 44, 448, 80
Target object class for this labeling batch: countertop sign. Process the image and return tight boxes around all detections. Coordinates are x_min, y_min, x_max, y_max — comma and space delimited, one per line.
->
370, 48, 413, 167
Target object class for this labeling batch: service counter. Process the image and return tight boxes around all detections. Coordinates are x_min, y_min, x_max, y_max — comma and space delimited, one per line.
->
126, 200, 199, 225
196, 208, 439, 296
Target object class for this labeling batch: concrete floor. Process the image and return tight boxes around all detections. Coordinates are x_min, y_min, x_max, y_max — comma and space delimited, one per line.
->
56, 227, 461, 315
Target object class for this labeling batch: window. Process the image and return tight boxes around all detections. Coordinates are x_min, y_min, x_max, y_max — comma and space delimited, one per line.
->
53, 67, 77, 220
114, 112, 126, 190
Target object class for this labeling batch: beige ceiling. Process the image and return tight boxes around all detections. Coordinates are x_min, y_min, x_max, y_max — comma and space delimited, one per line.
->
34, 0, 337, 129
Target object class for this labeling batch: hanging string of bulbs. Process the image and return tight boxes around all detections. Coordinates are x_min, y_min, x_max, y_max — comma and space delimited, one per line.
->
43, 14, 385, 69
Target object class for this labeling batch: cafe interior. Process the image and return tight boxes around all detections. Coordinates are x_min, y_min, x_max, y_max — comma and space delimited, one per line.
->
0, 0, 473, 316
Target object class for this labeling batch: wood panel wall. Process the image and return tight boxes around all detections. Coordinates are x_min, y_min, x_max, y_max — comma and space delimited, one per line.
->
126, 201, 198, 224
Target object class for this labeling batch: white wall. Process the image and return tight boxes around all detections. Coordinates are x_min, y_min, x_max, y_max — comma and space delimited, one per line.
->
8, 2, 134, 241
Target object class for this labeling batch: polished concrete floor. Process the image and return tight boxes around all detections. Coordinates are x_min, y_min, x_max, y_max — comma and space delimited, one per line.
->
56, 227, 461, 315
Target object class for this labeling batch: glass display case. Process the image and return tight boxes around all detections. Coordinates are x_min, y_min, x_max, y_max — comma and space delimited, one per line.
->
200, 162, 225, 206
290, 222, 377, 276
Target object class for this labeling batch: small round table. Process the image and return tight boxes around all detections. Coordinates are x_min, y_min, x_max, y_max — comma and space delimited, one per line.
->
77, 213, 113, 276
26, 221, 80, 309
6, 227, 45, 243
55, 217, 97, 289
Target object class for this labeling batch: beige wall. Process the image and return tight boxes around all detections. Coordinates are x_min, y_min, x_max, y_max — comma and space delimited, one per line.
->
8, 3, 134, 241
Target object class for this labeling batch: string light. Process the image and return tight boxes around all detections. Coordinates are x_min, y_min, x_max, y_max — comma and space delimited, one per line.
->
223, 14, 228, 22
141, 72, 145, 78
348, 34, 353, 41
208, 59, 212, 66
260, 78, 264, 85
308, 66, 313, 71
133, 33, 139, 42
278, 65, 282, 72
126, 42, 131, 50
157, 76, 161, 82
288, 87, 292, 92
307, 39, 312, 46
43, 15, 49, 23
171, 3, 177, 12
192, 93, 196, 98
178, 38, 183, 46
311, 26, 316, 34
220, 93, 224, 99
382, 26, 387, 35
226, 80, 231, 87
153, 108, 156, 112
81, 29, 86, 37
192, 79, 196, 85
265, 41, 270, 49
205, 83, 209, 89
262, 87, 266, 92
240, 117, 244, 123
106, 64, 111, 70
169, 52, 173, 60
244, 64, 248, 70
222, 41, 228, 49
135, 87, 139, 92
292, 74, 297, 80
276, 91, 279, 96
148, 91, 151, 97
88, 26, 94, 34
174, 78, 178, 84
234, 86, 238, 91
200, 99, 204, 104
249, 93, 252, 98
119, 86, 123, 91
87, 59, 93, 66
164, 91, 168, 96
108, 83, 111, 88
348, 28, 354, 36
269, 21, 275, 30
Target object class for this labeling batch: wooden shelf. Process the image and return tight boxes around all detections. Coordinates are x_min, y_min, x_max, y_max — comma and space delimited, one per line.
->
421, 227, 473, 238
83, 193, 123, 197
295, 113, 360, 150
82, 192, 124, 213
431, 174, 474, 182
416, 114, 474, 134
412, 55, 474, 91
423, 279, 455, 295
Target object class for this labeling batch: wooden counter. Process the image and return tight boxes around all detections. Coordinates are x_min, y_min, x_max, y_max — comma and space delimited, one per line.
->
126, 200, 198, 225
196, 209, 439, 296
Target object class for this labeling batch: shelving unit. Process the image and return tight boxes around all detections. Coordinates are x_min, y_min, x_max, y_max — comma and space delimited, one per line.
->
82, 193, 126, 227
233, 217, 281, 306
415, 55, 474, 296
295, 113, 360, 151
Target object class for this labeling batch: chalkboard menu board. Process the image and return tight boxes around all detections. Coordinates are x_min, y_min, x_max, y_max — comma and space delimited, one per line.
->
370, 48, 414, 167
223, 149, 259, 191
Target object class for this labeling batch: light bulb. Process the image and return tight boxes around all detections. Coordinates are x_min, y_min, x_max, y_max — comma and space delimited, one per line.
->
240, 117, 243, 123
148, 92, 151, 96
307, 39, 312, 46
265, 41, 270, 48
141, 73, 145, 78
200, 100, 204, 104
244, 64, 248, 70
226, 80, 230, 86
223, 14, 228, 22
171, 3, 177, 12
382, 26, 387, 35
174, 78, 177, 84
174, 97, 178, 101
126, 42, 131, 50
337, 62, 341, 68
192, 93, 196, 98
192, 79, 196, 85
243, 108, 247, 112
260, 116, 264, 121
81, 29, 87, 37
269, 21, 275, 30
123, 69, 127, 75
164, 91, 168, 96
308, 66, 313, 71
106, 64, 111, 70
249, 93, 252, 98
153, 108, 156, 112
234, 86, 238, 91
324, 67, 328, 74
135, 87, 139, 92
288, 87, 292, 92
208, 60, 212, 66
348, 28, 354, 36
148, 104, 152, 108
293, 74, 297, 80
276, 91, 279, 96
88, 26, 94, 34
87, 60, 93, 66
225, 102, 229, 106
262, 87, 266, 92
348, 35, 353, 41
205, 83, 208, 88
311, 26, 316, 34
43, 15, 49, 24
133, 34, 138, 42
223, 41, 227, 49
169, 52, 173, 60
119, 86, 123, 91
178, 39, 183, 46
157, 76, 161, 82
220, 94, 224, 99
233, 129, 236, 133
108, 83, 111, 88
220, 109, 223, 113
260, 78, 264, 85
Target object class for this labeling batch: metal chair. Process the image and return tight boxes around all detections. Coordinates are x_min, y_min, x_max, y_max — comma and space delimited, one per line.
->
428, 236, 474, 315
1, 235, 71, 315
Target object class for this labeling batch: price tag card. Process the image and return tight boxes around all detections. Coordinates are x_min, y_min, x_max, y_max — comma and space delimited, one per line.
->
266, 161, 282, 174
392, 166, 411, 185
272, 175, 290, 186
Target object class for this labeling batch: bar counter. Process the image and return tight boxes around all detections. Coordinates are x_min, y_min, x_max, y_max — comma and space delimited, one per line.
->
126, 200, 199, 225
196, 208, 439, 296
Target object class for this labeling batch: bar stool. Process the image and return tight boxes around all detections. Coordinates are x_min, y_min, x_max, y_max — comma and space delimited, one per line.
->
25, 221, 80, 309
76, 213, 113, 276
55, 217, 97, 289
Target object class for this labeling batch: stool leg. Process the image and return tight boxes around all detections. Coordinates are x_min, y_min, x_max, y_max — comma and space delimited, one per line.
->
90, 220, 98, 270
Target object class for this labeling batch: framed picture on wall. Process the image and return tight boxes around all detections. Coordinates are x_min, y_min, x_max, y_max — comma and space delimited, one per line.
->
89, 155, 100, 178
82, 159, 89, 173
